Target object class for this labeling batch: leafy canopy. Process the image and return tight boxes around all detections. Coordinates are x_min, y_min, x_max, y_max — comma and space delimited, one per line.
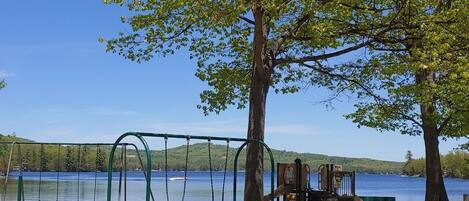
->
328, 0, 469, 137
102, 0, 391, 115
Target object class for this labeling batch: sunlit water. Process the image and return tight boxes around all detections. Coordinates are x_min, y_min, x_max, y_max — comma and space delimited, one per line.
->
1, 171, 468, 201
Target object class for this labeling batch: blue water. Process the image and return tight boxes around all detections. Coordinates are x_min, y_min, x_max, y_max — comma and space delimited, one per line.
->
1, 171, 468, 201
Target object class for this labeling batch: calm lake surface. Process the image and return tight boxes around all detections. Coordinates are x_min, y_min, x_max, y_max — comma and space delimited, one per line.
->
1, 171, 468, 201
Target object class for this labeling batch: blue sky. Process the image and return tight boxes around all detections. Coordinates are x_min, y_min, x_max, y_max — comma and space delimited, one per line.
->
0, 0, 464, 162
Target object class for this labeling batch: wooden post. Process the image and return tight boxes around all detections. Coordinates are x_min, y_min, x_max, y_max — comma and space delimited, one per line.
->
464, 194, 468, 201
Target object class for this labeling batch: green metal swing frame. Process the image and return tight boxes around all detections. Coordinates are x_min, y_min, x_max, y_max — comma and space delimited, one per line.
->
106, 132, 275, 201
0, 141, 136, 201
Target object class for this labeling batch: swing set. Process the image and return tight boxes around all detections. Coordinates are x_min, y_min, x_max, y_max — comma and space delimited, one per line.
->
0, 141, 147, 201
106, 132, 275, 201
1, 132, 392, 201
0, 132, 276, 201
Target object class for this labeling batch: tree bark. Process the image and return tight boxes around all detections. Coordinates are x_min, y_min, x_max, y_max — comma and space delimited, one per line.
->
417, 68, 449, 201
422, 126, 449, 201
244, 1, 270, 201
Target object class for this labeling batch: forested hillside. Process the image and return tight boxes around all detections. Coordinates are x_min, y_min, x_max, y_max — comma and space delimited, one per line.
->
0, 134, 403, 174
403, 151, 469, 179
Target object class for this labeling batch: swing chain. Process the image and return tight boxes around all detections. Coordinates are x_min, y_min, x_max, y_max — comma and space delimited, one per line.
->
77, 144, 82, 201
207, 138, 214, 201
221, 139, 230, 201
56, 144, 61, 201
181, 137, 190, 201
38, 144, 44, 200
164, 136, 170, 201
94, 145, 99, 201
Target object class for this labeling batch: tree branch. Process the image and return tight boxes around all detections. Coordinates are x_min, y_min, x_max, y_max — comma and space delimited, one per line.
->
239, 15, 255, 25
270, 14, 312, 55
437, 113, 453, 133
166, 23, 193, 41
275, 41, 371, 65
338, 2, 392, 12
301, 62, 381, 101
300, 62, 423, 127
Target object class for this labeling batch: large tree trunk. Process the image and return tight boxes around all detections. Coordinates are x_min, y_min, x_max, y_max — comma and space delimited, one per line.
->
422, 126, 448, 201
417, 68, 449, 201
244, 1, 270, 201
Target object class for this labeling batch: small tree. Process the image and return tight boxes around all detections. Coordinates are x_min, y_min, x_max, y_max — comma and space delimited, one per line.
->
0, 143, 7, 173
405, 150, 413, 161
30, 150, 37, 171
96, 147, 106, 172
80, 146, 89, 171
101, 1, 389, 199
40, 147, 48, 171
64, 147, 76, 172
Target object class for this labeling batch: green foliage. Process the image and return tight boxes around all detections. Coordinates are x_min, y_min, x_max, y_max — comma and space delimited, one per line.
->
102, 0, 389, 115
443, 151, 469, 179
64, 147, 76, 172
405, 150, 413, 161
403, 158, 426, 176
96, 147, 107, 172
0, 134, 31, 142
0, 135, 110, 173
324, 0, 469, 138
403, 151, 469, 179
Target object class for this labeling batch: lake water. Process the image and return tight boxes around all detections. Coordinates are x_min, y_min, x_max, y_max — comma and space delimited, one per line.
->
1, 171, 468, 201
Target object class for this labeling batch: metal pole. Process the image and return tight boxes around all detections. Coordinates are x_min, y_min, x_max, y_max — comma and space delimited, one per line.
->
77, 145, 82, 201
56, 144, 61, 201
233, 140, 275, 201
127, 144, 155, 201
123, 145, 127, 201
221, 140, 229, 201
208, 139, 214, 201
317, 165, 322, 190
0, 142, 135, 146
93, 145, 99, 201
39, 144, 44, 200
294, 158, 302, 201
17, 144, 22, 175
16, 175, 23, 201
17, 144, 24, 201
164, 137, 169, 201
351, 172, 356, 196
107, 133, 152, 201
328, 164, 333, 193
2, 142, 15, 201
118, 146, 123, 201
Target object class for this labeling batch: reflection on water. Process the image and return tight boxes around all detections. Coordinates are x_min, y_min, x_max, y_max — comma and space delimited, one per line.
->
1, 171, 468, 201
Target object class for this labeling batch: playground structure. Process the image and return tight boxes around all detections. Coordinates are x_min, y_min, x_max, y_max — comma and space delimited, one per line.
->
105, 132, 275, 201
0, 133, 275, 201
274, 159, 357, 201
0, 141, 141, 201
0, 132, 396, 201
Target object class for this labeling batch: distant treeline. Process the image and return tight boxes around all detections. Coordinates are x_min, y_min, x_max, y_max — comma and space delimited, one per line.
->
0, 134, 404, 174
0, 140, 109, 172
403, 151, 469, 179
